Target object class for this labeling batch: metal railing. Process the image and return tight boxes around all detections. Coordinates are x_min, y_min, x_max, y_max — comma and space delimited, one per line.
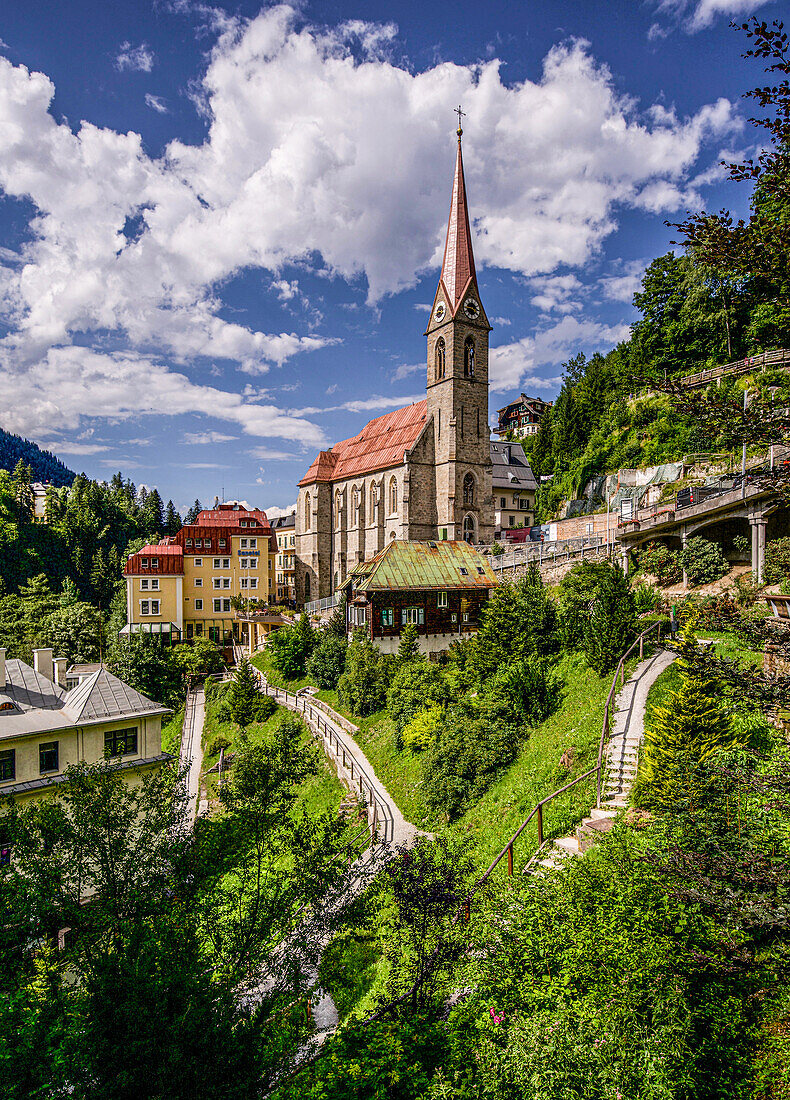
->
251, 669, 386, 842
303, 593, 341, 615
484, 535, 607, 572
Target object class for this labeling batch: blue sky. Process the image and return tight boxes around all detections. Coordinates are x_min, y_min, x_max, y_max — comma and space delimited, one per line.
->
0, 0, 773, 514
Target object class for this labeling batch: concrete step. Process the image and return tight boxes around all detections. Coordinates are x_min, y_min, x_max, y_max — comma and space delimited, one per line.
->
554, 835, 581, 856
590, 807, 617, 821
577, 815, 615, 852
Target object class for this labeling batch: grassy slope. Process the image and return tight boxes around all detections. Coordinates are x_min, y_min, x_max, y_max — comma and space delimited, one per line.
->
201, 682, 345, 817
160, 708, 184, 756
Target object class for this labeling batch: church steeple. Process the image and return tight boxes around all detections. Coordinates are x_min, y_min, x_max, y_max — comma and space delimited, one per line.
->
439, 121, 477, 313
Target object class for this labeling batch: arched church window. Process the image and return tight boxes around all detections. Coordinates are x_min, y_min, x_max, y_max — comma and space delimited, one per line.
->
335, 492, 343, 529
464, 337, 475, 378
304, 574, 311, 601
352, 488, 360, 526
435, 338, 446, 381
463, 514, 476, 543
463, 473, 475, 506
389, 477, 398, 514
303, 493, 310, 531
370, 484, 377, 519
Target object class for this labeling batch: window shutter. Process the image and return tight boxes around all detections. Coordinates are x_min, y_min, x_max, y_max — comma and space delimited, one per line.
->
419, 608, 424, 625
401, 609, 406, 625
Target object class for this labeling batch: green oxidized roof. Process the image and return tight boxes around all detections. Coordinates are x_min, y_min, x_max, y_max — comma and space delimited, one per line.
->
348, 540, 498, 592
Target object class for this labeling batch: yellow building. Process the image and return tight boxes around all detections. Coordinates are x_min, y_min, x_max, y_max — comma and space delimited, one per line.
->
0, 647, 170, 816
123, 503, 278, 647
272, 512, 296, 605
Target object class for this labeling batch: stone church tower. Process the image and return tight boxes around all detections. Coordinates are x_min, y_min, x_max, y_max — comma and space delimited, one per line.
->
425, 124, 493, 544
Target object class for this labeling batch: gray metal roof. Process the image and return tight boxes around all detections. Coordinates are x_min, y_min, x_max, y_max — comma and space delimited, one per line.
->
65, 668, 167, 725
490, 441, 537, 491
1, 658, 67, 713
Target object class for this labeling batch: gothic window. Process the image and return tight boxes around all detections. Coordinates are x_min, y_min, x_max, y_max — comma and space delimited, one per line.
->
463, 473, 475, 506
335, 492, 343, 529
303, 494, 310, 531
370, 484, 377, 520
435, 337, 446, 381
463, 514, 476, 543
464, 337, 475, 378
352, 488, 360, 526
389, 477, 398, 514
304, 574, 311, 601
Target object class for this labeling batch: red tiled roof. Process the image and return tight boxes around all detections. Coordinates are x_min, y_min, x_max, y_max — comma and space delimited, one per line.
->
440, 135, 476, 311
298, 401, 428, 486
124, 543, 183, 576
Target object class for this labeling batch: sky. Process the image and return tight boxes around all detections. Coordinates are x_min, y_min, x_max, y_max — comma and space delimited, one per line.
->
0, 0, 774, 515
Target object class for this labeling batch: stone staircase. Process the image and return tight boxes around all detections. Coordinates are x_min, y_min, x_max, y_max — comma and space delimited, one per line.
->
531, 648, 677, 874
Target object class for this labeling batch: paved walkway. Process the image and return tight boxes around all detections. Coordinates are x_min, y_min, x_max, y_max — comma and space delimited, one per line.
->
179, 686, 206, 827
538, 645, 677, 870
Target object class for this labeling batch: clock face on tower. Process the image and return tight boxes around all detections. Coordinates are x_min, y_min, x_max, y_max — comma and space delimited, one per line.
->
434, 302, 446, 322
464, 297, 480, 320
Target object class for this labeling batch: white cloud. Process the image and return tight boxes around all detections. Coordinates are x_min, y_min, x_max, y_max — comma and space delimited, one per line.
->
183, 461, 230, 468
262, 502, 296, 519
598, 260, 648, 304
289, 394, 424, 416
249, 446, 299, 460
145, 93, 168, 113
529, 274, 584, 315
0, 346, 327, 445
183, 430, 238, 443
489, 316, 631, 393
393, 362, 424, 380
115, 42, 155, 72
272, 278, 300, 301
38, 441, 110, 455
654, 0, 774, 32
0, 9, 741, 439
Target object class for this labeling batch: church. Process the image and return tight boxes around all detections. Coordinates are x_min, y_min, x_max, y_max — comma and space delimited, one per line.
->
296, 124, 499, 603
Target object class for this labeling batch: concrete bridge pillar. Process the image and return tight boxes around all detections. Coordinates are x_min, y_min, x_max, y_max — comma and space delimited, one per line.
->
751, 517, 767, 584
620, 545, 629, 575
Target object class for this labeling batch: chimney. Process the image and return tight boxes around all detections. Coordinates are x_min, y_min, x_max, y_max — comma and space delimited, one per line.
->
53, 657, 68, 689
33, 648, 54, 683
0, 648, 5, 690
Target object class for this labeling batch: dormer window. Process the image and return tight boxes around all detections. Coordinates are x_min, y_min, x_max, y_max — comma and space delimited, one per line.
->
141, 557, 149, 568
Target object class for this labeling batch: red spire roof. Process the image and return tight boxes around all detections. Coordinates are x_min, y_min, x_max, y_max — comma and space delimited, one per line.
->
439, 133, 477, 310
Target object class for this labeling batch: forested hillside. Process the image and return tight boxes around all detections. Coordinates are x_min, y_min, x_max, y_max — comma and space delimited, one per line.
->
525, 20, 789, 522
0, 426, 76, 487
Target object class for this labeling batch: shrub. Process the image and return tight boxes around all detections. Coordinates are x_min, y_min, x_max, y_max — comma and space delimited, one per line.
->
638, 541, 682, 585
732, 533, 751, 557
401, 708, 444, 751
490, 656, 562, 728
680, 536, 730, 587
306, 633, 347, 689
396, 624, 421, 663
338, 632, 390, 717
267, 614, 316, 679
558, 560, 623, 650
466, 564, 557, 683
387, 660, 451, 741
582, 565, 636, 674
207, 735, 231, 757
764, 537, 790, 584
633, 581, 662, 614
490, 541, 505, 556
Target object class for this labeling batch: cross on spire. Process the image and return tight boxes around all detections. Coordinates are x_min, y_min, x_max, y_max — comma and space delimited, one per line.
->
454, 104, 465, 136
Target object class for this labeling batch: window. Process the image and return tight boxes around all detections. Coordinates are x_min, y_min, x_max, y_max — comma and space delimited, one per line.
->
381, 607, 394, 627
195, 578, 202, 588
389, 477, 398, 514
105, 727, 137, 757
222, 599, 231, 612
370, 484, 377, 517
141, 557, 149, 568
249, 577, 258, 590
437, 591, 448, 608
141, 578, 149, 590
151, 558, 160, 569
352, 489, 360, 525
222, 578, 230, 589
218, 539, 226, 548
0, 749, 15, 781
249, 558, 257, 569
140, 600, 150, 615
194, 557, 202, 567
509, 516, 515, 527
463, 474, 475, 506
204, 540, 212, 550
213, 578, 221, 588
150, 600, 160, 615
195, 539, 202, 548
435, 336, 446, 381
401, 607, 425, 626
213, 598, 222, 612
249, 538, 257, 549
185, 540, 193, 548
441, 527, 447, 540
39, 742, 58, 773
223, 558, 230, 568
240, 538, 248, 548
500, 497, 506, 508
463, 515, 476, 543
304, 494, 310, 531
241, 578, 248, 589
150, 578, 159, 590
459, 567, 469, 576
304, 575, 311, 600
464, 337, 475, 378
240, 558, 248, 569
194, 599, 203, 610
213, 558, 220, 568
349, 605, 367, 627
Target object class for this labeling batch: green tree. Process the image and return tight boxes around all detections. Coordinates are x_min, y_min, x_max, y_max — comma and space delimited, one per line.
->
227, 657, 268, 730
397, 623, 421, 663
467, 565, 557, 684
143, 488, 165, 536
326, 592, 347, 637
338, 632, 389, 717
680, 535, 730, 587
165, 499, 181, 535
46, 601, 102, 664
169, 638, 225, 682
107, 635, 179, 706
635, 624, 734, 814
185, 499, 202, 525
267, 614, 316, 680
582, 564, 635, 674
387, 660, 451, 740
306, 633, 348, 689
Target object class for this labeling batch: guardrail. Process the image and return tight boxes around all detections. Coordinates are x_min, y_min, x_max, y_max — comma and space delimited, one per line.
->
484, 535, 608, 572
252, 671, 385, 842
304, 593, 341, 615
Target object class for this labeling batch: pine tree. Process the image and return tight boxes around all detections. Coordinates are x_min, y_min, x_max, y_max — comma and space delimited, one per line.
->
582, 564, 635, 675
635, 622, 733, 814
185, 499, 202, 525
144, 489, 165, 536
397, 624, 420, 663
327, 592, 347, 637
228, 658, 265, 730
165, 500, 181, 536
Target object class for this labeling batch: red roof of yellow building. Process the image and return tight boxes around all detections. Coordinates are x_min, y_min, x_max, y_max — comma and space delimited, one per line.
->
298, 400, 428, 486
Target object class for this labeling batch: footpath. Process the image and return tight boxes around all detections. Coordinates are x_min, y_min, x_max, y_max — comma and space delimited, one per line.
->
538, 646, 677, 871
179, 685, 206, 827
